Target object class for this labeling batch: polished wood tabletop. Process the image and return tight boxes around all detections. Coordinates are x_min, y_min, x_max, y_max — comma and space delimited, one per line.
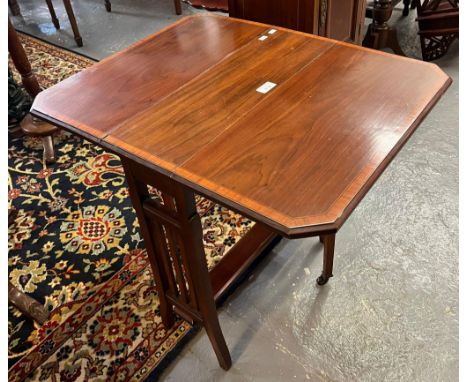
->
31, 14, 451, 238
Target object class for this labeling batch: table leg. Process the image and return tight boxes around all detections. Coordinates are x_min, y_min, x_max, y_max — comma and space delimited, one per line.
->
121, 159, 231, 370
41, 135, 56, 164
403, 0, 410, 16
122, 161, 175, 328
362, 0, 406, 56
317, 233, 335, 285
105, 0, 111, 12
174, 0, 182, 15
8, 18, 42, 97
45, 0, 60, 29
8, 0, 21, 16
62, 0, 83, 47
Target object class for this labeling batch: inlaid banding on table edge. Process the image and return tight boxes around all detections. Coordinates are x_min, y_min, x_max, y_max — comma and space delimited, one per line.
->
25, 14, 452, 370
173, 44, 451, 234
31, 15, 268, 138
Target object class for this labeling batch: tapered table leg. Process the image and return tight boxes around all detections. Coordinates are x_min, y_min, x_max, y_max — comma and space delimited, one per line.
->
403, 0, 410, 16
8, 0, 21, 16
174, 186, 231, 370
62, 0, 83, 47
121, 158, 231, 369
122, 160, 175, 329
174, 0, 182, 15
317, 233, 336, 285
45, 0, 61, 29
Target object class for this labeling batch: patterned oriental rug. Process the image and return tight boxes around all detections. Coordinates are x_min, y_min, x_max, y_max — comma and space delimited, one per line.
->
8, 34, 255, 381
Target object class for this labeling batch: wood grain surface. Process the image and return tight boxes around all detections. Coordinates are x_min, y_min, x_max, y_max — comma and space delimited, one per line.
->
31, 14, 451, 237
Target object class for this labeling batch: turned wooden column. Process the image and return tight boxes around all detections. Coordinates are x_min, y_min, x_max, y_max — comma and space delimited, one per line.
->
362, 0, 405, 55
8, 18, 58, 163
8, 19, 41, 97
62, 0, 83, 47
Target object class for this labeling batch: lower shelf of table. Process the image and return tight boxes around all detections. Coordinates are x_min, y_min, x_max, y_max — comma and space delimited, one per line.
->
209, 223, 281, 303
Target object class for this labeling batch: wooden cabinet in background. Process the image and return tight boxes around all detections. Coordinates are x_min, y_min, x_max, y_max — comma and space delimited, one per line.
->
228, 0, 366, 44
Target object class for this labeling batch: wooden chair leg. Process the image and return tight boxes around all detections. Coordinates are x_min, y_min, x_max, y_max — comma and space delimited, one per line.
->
105, 0, 111, 12
8, 282, 49, 325
317, 233, 335, 285
8, 0, 21, 16
8, 19, 42, 97
62, 0, 83, 47
45, 0, 60, 29
174, 0, 182, 15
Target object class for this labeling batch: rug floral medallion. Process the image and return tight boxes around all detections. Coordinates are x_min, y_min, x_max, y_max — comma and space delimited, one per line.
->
8, 34, 255, 381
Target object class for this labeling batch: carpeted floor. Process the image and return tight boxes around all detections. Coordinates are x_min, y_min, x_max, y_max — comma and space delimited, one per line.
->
8, 34, 255, 381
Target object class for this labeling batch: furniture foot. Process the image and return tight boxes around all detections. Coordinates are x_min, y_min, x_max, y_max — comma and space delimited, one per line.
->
20, 114, 58, 162
42, 135, 56, 164
8, 282, 49, 325
62, 0, 83, 47
316, 233, 335, 286
316, 274, 329, 285
45, 0, 61, 29
105, 0, 111, 12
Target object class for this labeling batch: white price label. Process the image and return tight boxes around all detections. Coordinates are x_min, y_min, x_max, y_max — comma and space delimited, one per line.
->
256, 81, 277, 94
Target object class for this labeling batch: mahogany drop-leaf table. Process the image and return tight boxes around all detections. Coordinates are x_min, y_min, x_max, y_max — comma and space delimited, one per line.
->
31, 14, 451, 370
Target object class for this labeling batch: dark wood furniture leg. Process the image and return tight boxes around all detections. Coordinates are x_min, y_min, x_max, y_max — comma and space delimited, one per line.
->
62, 0, 83, 47
403, 0, 410, 15
8, 0, 21, 16
8, 19, 41, 98
9, 19, 58, 163
316, 233, 336, 285
45, 0, 61, 29
8, 282, 49, 325
20, 115, 57, 163
362, 0, 406, 56
105, 0, 111, 12
122, 158, 231, 369
174, 0, 182, 15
